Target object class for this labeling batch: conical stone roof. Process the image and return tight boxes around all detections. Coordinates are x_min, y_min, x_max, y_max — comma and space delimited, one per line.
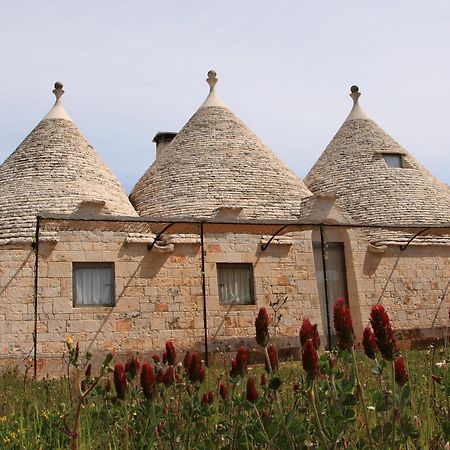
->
0, 82, 137, 244
130, 71, 312, 220
304, 86, 450, 229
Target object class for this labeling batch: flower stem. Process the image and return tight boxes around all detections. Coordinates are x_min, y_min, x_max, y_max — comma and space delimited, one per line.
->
351, 348, 374, 449
264, 346, 296, 450
391, 360, 396, 449
307, 383, 329, 450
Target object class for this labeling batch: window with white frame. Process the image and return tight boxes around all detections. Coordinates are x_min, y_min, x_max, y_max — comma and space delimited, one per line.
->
382, 153, 403, 168
73, 263, 115, 306
217, 263, 254, 305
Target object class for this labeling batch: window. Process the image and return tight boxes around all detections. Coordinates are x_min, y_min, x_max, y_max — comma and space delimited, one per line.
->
73, 263, 115, 306
313, 242, 348, 347
382, 153, 403, 168
217, 263, 254, 305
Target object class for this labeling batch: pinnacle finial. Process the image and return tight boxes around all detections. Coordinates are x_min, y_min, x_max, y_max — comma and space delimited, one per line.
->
53, 81, 64, 102
206, 70, 217, 90
350, 85, 361, 103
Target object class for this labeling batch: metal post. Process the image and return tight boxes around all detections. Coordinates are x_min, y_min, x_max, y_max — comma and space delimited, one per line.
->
320, 225, 332, 350
33, 216, 40, 379
200, 222, 209, 366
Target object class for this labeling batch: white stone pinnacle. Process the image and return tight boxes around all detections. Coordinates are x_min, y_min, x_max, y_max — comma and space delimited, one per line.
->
200, 69, 227, 108
344, 85, 370, 122
43, 81, 73, 121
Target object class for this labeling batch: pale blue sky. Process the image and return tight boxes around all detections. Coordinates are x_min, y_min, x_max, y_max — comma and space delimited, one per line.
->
1, 1, 449, 191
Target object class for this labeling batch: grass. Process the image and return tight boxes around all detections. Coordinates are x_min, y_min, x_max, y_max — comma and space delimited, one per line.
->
0, 347, 448, 449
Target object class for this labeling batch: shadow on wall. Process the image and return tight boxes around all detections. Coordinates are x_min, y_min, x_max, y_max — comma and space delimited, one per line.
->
0, 249, 34, 299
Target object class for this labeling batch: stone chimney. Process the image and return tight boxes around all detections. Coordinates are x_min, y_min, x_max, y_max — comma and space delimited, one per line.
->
153, 131, 177, 160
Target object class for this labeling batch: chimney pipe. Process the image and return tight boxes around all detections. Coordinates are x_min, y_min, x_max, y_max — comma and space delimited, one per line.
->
153, 131, 177, 160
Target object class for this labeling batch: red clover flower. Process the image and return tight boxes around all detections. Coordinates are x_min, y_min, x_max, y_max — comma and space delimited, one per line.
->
299, 318, 320, 350
333, 298, 355, 351
165, 341, 176, 365
302, 338, 320, 379
255, 307, 270, 347
370, 305, 397, 361
219, 383, 229, 400
394, 356, 409, 386
246, 377, 259, 403
113, 363, 127, 400
362, 326, 378, 360
140, 362, 156, 400
265, 344, 279, 373
125, 355, 141, 380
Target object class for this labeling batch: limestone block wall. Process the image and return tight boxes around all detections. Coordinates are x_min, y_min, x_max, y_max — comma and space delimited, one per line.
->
351, 238, 449, 348
24, 229, 320, 376
1, 227, 448, 377
0, 245, 35, 367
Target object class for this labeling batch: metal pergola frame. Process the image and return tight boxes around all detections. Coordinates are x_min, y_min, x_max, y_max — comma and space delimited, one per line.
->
32, 213, 449, 378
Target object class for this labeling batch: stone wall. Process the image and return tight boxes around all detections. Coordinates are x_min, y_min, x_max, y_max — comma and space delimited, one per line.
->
354, 240, 449, 348
0, 227, 448, 377
1, 229, 321, 376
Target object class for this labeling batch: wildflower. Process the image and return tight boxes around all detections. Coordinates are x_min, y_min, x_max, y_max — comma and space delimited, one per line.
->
162, 352, 167, 364
66, 336, 74, 348
201, 392, 209, 406
261, 373, 267, 386
333, 298, 355, 351
246, 377, 259, 403
302, 339, 320, 379
265, 344, 279, 373
219, 383, 229, 400
140, 362, 156, 400
187, 352, 205, 383
299, 318, 320, 349
208, 390, 214, 404
183, 351, 192, 371
370, 305, 397, 361
255, 307, 270, 347
163, 366, 175, 386
125, 355, 141, 380
84, 363, 92, 378
362, 326, 378, 359
230, 346, 249, 378
165, 341, 176, 365
394, 356, 409, 386
152, 354, 161, 364
156, 368, 164, 384
113, 363, 127, 400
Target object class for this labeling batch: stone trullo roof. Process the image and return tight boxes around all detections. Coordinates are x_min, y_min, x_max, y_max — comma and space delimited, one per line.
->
0, 82, 137, 244
304, 86, 450, 235
130, 70, 312, 220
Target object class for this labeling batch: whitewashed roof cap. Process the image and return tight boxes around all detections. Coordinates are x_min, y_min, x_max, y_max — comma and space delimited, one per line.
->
305, 85, 450, 227
0, 82, 138, 244
130, 70, 312, 220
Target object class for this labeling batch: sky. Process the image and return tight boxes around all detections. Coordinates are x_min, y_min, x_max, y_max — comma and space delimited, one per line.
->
1, 1, 449, 192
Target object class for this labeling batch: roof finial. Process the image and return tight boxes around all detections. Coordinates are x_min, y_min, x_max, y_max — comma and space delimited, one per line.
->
53, 81, 64, 103
206, 70, 218, 91
350, 85, 361, 104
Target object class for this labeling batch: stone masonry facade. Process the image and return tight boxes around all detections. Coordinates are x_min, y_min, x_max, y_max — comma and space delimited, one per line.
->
0, 227, 448, 377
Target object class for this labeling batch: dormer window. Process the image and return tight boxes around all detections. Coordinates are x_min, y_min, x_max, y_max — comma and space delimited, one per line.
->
382, 153, 403, 168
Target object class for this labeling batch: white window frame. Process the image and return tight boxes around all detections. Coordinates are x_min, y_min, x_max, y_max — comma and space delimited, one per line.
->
72, 262, 115, 307
217, 263, 254, 305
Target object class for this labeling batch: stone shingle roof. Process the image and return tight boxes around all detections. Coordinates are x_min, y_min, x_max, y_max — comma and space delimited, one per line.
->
0, 82, 137, 244
304, 86, 450, 241
130, 71, 312, 220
